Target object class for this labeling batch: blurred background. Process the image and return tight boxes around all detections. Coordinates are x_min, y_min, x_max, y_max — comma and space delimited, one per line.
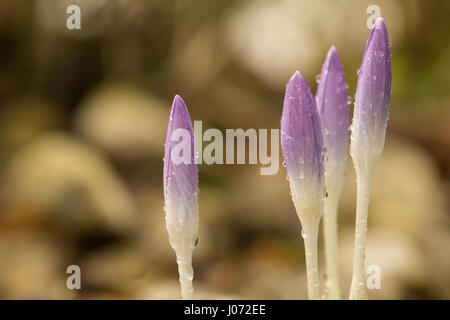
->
0, 0, 448, 299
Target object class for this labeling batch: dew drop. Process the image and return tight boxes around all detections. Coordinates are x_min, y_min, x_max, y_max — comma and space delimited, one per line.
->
347, 96, 353, 105
349, 124, 355, 132
315, 74, 321, 84
299, 168, 305, 179
301, 229, 308, 239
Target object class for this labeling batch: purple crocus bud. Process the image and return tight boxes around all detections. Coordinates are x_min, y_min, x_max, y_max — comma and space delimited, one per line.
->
315, 46, 349, 299
316, 46, 349, 191
163, 95, 199, 299
349, 17, 392, 300
281, 71, 325, 225
350, 17, 392, 177
281, 71, 325, 299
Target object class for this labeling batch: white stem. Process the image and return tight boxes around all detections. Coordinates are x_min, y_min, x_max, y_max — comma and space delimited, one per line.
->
303, 222, 320, 300
323, 195, 340, 299
176, 250, 194, 300
349, 173, 372, 300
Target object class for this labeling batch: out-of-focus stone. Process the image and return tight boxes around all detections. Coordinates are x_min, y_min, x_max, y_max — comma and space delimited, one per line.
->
135, 184, 232, 268
340, 229, 426, 299
1, 133, 137, 233
213, 237, 309, 299
170, 26, 229, 95
81, 245, 151, 295
225, 0, 405, 88
234, 256, 308, 299
75, 84, 168, 160
137, 280, 240, 300
227, 168, 300, 233
422, 225, 450, 299
0, 231, 72, 299
339, 136, 448, 298
340, 135, 446, 236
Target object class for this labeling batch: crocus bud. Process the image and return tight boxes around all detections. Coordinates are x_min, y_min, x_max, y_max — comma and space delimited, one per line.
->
163, 95, 199, 299
315, 46, 349, 299
281, 71, 325, 227
350, 17, 392, 178
349, 17, 392, 300
281, 71, 325, 300
316, 46, 349, 194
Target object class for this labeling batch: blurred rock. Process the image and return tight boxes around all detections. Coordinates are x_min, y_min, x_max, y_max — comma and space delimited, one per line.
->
170, 25, 229, 95
340, 229, 426, 299
75, 84, 168, 159
81, 244, 151, 295
137, 280, 240, 300
228, 167, 300, 233
424, 225, 450, 299
135, 186, 228, 272
340, 135, 447, 237
232, 254, 308, 299
338, 135, 448, 298
225, 0, 406, 88
134, 189, 173, 266
223, 237, 309, 299
1, 133, 137, 233
0, 231, 72, 299
372, 136, 447, 236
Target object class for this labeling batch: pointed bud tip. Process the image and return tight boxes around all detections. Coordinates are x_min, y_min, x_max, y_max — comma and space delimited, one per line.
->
289, 70, 303, 82
328, 45, 337, 55
173, 94, 185, 106
171, 94, 188, 115
326, 46, 340, 65
375, 17, 387, 30
363, 17, 389, 63
287, 71, 308, 90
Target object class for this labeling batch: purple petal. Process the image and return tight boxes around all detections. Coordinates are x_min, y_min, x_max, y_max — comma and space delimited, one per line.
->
163, 95, 198, 220
281, 71, 325, 206
351, 18, 392, 169
316, 46, 349, 166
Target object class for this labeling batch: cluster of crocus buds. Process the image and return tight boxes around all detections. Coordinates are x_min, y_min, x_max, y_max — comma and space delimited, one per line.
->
280, 17, 391, 300
163, 17, 391, 300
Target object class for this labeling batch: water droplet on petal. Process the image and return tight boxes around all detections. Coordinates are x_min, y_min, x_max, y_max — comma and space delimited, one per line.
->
315, 74, 321, 84
301, 229, 308, 239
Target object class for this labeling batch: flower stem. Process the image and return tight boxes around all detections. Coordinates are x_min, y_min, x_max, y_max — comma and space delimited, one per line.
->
323, 195, 340, 299
349, 174, 372, 299
176, 250, 194, 300
303, 222, 320, 300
